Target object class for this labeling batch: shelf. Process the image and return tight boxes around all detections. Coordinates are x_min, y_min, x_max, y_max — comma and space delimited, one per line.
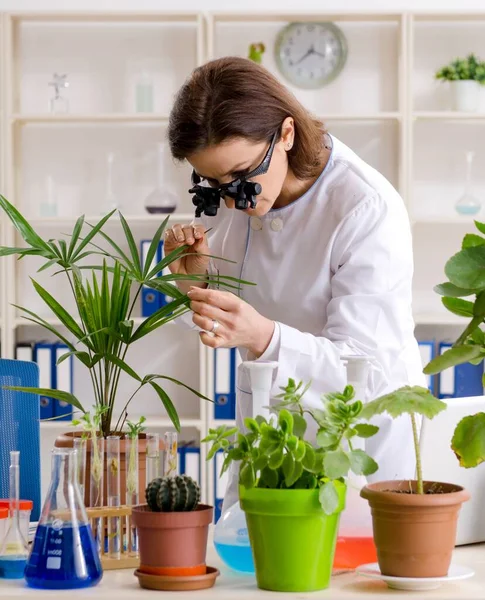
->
211, 11, 403, 22
413, 312, 467, 326
9, 12, 200, 23
12, 114, 171, 125
413, 112, 485, 121
28, 214, 195, 226
14, 316, 178, 328
323, 112, 401, 121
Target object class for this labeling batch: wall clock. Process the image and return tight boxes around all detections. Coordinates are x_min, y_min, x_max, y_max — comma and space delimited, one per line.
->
274, 21, 348, 89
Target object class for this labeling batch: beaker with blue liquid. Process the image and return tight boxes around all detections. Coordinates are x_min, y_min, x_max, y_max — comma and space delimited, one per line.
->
24, 447, 103, 590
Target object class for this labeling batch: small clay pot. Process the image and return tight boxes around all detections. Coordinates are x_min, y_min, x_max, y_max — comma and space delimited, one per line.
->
132, 504, 213, 577
361, 480, 470, 578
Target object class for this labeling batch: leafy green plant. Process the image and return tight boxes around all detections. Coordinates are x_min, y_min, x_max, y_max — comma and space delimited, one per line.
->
202, 379, 379, 515
422, 219, 485, 469
0, 195, 249, 437
126, 417, 146, 494
435, 53, 485, 83
360, 387, 447, 494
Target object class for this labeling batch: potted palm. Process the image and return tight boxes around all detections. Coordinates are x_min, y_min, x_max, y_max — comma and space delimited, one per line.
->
0, 195, 242, 504
203, 380, 379, 593
435, 53, 485, 112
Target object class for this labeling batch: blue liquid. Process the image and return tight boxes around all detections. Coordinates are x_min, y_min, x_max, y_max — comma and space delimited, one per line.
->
456, 205, 481, 216
214, 542, 255, 573
0, 556, 27, 579
25, 523, 102, 589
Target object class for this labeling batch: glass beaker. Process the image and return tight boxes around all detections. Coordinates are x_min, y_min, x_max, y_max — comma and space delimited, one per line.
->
24, 447, 103, 590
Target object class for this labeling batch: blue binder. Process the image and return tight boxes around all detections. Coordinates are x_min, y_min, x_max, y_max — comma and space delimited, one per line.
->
214, 450, 229, 523
214, 348, 236, 419
33, 342, 55, 419
438, 342, 484, 398
54, 343, 74, 420
15, 342, 34, 362
157, 240, 171, 308
178, 445, 201, 484
418, 340, 436, 394
140, 239, 162, 317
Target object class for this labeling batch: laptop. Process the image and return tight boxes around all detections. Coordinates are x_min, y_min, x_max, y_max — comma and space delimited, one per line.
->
420, 395, 485, 546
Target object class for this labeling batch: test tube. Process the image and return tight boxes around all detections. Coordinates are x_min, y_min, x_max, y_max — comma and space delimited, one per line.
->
163, 432, 178, 477
107, 436, 120, 560
125, 436, 139, 557
89, 436, 104, 553
146, 433, 160, 485
73, 437, 87, 501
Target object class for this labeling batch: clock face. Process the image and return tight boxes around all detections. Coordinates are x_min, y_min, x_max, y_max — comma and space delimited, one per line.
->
275, 22, 348, 89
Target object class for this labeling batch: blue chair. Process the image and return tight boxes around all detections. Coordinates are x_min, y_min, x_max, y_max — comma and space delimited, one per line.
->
0, 359, 41, 521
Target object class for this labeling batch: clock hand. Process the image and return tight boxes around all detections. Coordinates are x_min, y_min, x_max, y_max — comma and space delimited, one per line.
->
312, 49, 327, 59
293, 47, 313, 65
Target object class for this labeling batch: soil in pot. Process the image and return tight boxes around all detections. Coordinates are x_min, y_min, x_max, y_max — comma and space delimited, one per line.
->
240, 484, 346, 592
55, 432, 161, 507
131, 504, 213, 577
361, 480, 470, 579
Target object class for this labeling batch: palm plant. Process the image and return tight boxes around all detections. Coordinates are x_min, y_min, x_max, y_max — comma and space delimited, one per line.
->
0, 195, 245, 437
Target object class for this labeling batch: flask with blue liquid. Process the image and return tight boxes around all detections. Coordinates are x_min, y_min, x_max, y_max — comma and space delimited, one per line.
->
213, 361, 278, 574
24, 447, 103, 590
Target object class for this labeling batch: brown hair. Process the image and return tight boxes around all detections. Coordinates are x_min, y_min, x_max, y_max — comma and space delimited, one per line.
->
168, 56, 326, 180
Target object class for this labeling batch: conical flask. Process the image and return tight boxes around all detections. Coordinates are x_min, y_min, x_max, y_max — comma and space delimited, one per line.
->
24, 447, 103, 590
143, 142, 178, 214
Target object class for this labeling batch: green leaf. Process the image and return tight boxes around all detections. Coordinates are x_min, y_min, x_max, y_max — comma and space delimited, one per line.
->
361, 386, 447, 420
455, 316, 484, 346
149, 381, 180, 432
106, 354, 141, 382
319, 481, 339, 516
278, 409, 293, 435
292, 413, 307, 438
424, 345, 483, 375
474, 290, 485, 317
302, 443, 315, 470
282, 452, 295, 485
294, 439, 306, 461
462, 233, 485, 249
240, 462, 256, 488
286, 460, 303, 488
268, 447, 284, 469
451, 413, 485, 468
354, 423, 379, 438
441, 297, 474, 317
445, 245, 485, 290
72, 211, 117, 261
286, 435, 298, 451
434, 282, 477, 298
4, 386, 85, 413
142, 218, 169, 277
148, 374, 212, 403
119, 213, 142, 274
206, 441, 222, 460
254, 453, 268, 471
0, 195, 52, 252
316, 430, 338, 449
475, 220, 485, 235
67, 215, 85, 259
244, 417, 260, 434
258, 466, 279, 488
349, 449, 379, 476
13, 305, 76, 350
323, 449, 351, 479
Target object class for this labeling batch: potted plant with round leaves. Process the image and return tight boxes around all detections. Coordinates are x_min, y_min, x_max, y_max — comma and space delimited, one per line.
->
203, 379, 379, 593
359, 386, 470, 579
436, 53, 485, 112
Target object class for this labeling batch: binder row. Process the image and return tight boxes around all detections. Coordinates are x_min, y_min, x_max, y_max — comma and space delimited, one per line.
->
213, 347, 241, 420
140, 239, 170, 317
15, 342, 74, 420
418, 340, 484, 398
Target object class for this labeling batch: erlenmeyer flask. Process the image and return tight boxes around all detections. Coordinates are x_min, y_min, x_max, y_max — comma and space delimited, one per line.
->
24, 448, 103, 589
455, 151, 482, 216
143, 142, 178, 214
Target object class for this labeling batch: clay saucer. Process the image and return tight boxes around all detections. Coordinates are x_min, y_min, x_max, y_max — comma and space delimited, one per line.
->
135, 566, 220, 591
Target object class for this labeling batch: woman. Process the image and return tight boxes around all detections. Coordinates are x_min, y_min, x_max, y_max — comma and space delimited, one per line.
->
164, 56, 425, 513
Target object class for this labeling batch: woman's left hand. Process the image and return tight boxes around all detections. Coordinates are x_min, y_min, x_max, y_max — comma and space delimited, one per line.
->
187, 286, 275, 357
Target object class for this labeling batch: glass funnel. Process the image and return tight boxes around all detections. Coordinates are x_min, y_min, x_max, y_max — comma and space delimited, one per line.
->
24, 447, 103, 590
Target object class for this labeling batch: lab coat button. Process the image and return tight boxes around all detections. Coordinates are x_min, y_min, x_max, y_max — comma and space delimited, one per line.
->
250, 217, 263, 231
271, 218, 283, 232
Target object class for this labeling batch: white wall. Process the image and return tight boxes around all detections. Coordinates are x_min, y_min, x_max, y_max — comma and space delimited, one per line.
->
3, 0, 485, 12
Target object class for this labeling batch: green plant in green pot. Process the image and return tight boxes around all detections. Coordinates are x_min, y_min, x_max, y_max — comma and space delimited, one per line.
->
435, 53, 485, 112
0, 194, 246, 504
359, 386, 470, 579
203, 380, 379, 593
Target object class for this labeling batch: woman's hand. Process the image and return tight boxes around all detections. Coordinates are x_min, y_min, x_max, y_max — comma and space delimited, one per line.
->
187, 286, 275, 357
164, 223, 210, 293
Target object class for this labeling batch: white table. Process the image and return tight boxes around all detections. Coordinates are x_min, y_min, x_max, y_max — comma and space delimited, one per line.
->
1, 539, 484, 599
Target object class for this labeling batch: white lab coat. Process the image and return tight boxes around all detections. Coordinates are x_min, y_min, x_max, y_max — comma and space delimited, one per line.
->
175, 135, 426, 526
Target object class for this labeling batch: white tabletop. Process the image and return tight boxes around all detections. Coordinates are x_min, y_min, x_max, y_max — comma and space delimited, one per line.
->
1, 539, 484, 599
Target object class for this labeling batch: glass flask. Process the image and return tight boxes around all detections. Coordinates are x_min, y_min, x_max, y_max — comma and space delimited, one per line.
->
143, 142, 178, 214
455, 151, 482, 216
24, 447, 103, 590
0, 451, 29, 579
48, 73, 69, 114
213, 361, 277, 574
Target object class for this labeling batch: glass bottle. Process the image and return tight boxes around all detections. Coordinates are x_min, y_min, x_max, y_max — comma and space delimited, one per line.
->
455, 151, 482, 216
48, 73, 69, 114
0, 451, 29, 579
143, 142, 178, 214
24, 447, 103, 589
135, 70, 154, 113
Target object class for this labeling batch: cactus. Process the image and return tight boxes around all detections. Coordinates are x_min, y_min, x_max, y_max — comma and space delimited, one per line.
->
145, 475, 201, 512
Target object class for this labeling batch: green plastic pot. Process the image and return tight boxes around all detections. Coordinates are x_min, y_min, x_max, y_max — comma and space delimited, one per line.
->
239, 483, 346, 592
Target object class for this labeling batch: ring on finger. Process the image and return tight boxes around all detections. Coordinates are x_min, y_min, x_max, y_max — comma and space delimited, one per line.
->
210, 319, 220, 334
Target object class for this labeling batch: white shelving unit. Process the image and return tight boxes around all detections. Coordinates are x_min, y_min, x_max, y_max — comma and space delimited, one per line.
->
0, 8, 482, 506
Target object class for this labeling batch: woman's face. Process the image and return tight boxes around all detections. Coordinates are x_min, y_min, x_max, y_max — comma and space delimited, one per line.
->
187, 119, 294, 217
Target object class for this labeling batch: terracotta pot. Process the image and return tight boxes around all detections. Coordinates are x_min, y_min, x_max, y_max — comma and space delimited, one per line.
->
132, 504, 213, 577
55, 432, 164, 507
361, 480, 470, 578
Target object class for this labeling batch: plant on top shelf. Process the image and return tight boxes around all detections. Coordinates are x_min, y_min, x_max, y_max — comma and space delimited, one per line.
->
435, 53, 485, 83
202, 379, 379, 593
359, 385, 470, 579
0, 195, 247, 437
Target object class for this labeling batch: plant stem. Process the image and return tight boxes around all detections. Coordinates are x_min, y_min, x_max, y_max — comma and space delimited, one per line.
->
114, 384, 143, 433
410, 413, 423, 495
